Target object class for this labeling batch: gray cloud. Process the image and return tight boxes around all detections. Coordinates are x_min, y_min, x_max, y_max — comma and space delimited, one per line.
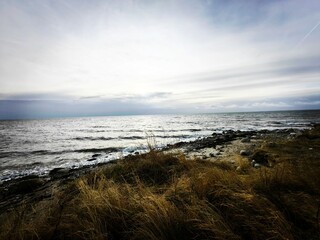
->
0, 0, 319, 117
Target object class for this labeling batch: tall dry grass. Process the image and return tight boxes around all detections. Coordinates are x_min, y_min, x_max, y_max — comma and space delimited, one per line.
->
1, 126, 320, 240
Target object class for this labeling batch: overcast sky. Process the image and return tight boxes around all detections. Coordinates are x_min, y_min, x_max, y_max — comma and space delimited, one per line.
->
0, 0, 319, 119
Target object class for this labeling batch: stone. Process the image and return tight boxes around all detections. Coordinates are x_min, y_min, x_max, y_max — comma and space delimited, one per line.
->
87, 158, 96, 161
49, 168, 70, 179
241, 137, 251, 143
10, 178, 44, 194
240, 150, 249, 156
92, 153, 101, 158
251, 150, 270, 165
267, 142, 277, 148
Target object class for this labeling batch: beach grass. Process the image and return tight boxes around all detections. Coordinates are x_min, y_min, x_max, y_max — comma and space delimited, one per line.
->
1, 126, 320, 240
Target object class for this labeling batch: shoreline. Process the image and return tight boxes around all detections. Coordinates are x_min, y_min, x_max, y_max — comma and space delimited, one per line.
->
0, 126, 312, 211
0, 124, 319, 239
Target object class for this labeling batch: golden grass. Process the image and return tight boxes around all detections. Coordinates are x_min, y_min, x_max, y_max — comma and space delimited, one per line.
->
1, 126, 320, 240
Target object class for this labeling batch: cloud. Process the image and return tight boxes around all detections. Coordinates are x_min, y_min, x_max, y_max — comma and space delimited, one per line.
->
0, 0, 319, 117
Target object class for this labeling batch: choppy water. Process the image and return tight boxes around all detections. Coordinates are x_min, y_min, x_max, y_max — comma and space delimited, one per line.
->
1, 110, 320, 181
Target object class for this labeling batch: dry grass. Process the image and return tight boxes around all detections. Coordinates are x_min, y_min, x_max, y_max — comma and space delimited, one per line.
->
1, 126, 320, 240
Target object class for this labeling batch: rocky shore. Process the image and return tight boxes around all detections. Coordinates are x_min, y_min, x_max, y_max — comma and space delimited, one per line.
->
0, 126, 309, 212
1, 124, 319, 240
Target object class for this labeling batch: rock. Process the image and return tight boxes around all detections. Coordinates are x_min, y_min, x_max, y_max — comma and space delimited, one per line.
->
209, 153, 215, 157
251, 150, 270, 165
251, 160, 262, 168
216, 145, 223, 150
134, 151, 140, 155
87, 158, 96, 161
240, 150, 249, 156
92, 153, 101, 158
236, 166, 241, 171
49, 168, 68, 175
10, 178, 44, 195
202, 155, 208, 160
241, 137, 251, 143
49, 168, 70, 179
266, 142, 276, 148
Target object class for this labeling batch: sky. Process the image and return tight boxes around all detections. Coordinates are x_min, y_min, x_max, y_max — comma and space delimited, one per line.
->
0, 0, 319, 119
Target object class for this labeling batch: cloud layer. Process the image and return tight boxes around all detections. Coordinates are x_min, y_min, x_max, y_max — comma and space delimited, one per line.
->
0, 0, 319, 118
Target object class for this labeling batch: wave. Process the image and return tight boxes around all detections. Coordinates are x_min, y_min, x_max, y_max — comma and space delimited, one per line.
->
121, 136, 145, 140
0, 147, 122, 158
73, 147, 120, 153
72, 137, 114, 141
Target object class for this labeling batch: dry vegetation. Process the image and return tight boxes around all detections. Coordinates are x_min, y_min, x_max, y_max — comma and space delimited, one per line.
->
1, 126, 320, 240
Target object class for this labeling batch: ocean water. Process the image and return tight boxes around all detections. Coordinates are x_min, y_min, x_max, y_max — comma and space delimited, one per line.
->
1, 110, 320, 181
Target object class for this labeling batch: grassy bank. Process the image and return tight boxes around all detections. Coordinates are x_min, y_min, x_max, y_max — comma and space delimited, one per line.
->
1, 126, 320, 240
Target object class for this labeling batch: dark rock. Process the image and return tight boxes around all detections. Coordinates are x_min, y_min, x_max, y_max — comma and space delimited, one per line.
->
251, 150, 270, 165
266, 142, 277, 148
49, 168, 70, 179
240, 150, 249, 156
241, 137, 251, 143
87, 158, 96, 161
49, 168, 64, 175
209, 153, 215, 157
92, 153, 101, 158
10, 178, 44, 195
134, 151, 140, 155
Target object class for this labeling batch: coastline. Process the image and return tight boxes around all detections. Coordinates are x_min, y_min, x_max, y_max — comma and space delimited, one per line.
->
1, 124, 319, 239
0, 126, 313, 211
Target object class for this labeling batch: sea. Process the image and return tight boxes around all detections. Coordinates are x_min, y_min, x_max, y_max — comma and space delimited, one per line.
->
1, 110, 320, 181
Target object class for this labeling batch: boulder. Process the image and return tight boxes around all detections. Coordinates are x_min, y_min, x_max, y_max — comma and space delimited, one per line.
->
251, 150, 270, 165
10, 177, 44, 195
49, 168, 70, 179
241, 137, 251, 143
240, 150, 249, 156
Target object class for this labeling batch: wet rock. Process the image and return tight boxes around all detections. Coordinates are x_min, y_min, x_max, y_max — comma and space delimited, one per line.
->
49, 168, 70, 179
9, 177, 44, 195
